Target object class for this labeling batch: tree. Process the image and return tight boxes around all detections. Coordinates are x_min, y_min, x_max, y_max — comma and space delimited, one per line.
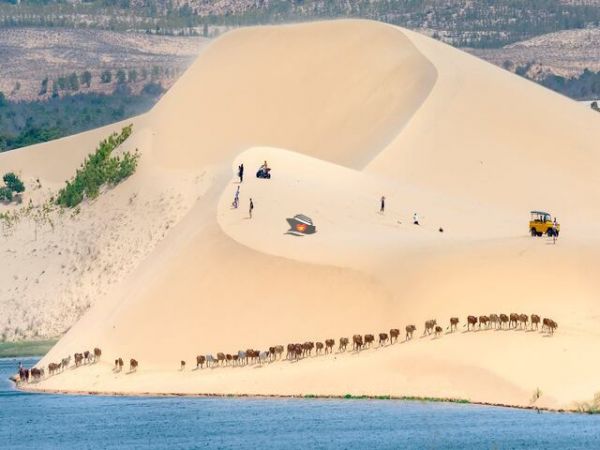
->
116, 69, 127, 84
68, 72, 80, 91
151, 65, 160, 80
57, 77, 67, 90
100, 70, 112, 84
51, 81, 59, 98
3, 172, 25, 193
128, 69, 138, 83
39, 77, 48, 95
80, 70, 92, 88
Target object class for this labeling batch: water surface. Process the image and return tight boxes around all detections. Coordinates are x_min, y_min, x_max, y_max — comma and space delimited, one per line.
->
2, 357, 599, 449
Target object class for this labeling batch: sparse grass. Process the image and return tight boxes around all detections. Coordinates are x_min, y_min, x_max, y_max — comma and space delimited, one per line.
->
340, 394, 469, 404
0, 339, 57, 357
575, 392, 600, 414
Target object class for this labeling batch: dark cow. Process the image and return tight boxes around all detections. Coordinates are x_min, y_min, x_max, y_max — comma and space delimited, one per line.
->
339, 337, 349, 352
531, 314, 541, 330
466, 316, 477, 331
325, 339, 335, 354
405, 325, 416, 340
449, 318, 459, 332
378, 333, 389, 346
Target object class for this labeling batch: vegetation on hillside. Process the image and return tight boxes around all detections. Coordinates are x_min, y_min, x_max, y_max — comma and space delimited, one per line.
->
56, 124, 139, 208
1, 0, 600, 47
0, 84, 163, 152
0, 339, 56, 356
512, 63, 600, 100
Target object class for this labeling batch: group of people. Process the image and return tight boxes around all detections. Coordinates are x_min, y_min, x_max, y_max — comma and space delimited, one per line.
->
233, 162, 259, 218
380, 195, 420, 225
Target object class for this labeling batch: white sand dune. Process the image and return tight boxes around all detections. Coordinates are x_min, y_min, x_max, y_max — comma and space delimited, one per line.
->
5, 19, 600, 410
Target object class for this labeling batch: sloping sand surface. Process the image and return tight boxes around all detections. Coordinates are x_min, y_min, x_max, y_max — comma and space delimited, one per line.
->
6, 19, 600, 410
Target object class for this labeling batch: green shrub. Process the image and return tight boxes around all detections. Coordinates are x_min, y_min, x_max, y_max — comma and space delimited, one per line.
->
56, 124, 139, 208
0, 186, 13, 202
3, 172, 25, 193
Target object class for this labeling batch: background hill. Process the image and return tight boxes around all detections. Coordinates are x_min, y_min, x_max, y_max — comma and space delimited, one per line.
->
1, 1, 600, 155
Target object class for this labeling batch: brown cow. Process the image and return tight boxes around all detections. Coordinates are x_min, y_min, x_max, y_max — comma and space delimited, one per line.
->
519, 314, 529, 329
378, 333, 389, 346
466, 315, 477, 331
499, 314, 509, 329
405, 325, 416, 340
325, 339, 335, 354
117, 358, 124, 372
434, 326, 443, 337
84, 350, 91, 364
302, 342, 315, 357
509, 313, 519, 329
352, 334, 364, 351
180, 360, 186, 371
274, 345, 284, 359
294, 344, 303, 360
364, 334, 375, 348
129, 359, 138, 372
286, 343, 296, 360
94, 348, 102, 361
478, 316, 490, 329
339, 337, 349, 352
48, 362, 58, 376
449, 318, 459, 332
270, 345, 283, 360
424, 320, 437, 335
543, 318, 558, 334
217, 352, 226, 366
31, 367, 43, 381
531, 314, 541, 330
196, 355, 206, 369
489, 314, 499, 329
389, 329, 400, 343
315, 342, 324, 354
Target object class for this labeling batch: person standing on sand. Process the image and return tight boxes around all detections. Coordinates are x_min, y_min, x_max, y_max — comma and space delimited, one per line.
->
249, 198, 254, 218
380, 196, 385, 213
413, 212, 420, 225
232, 186, 240, 208
238, 163, 244, 183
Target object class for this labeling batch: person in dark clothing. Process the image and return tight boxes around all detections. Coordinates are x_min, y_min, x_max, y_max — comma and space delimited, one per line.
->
238, 163, 244, 183
249, 198, 254, 218
380, 196, 385, 213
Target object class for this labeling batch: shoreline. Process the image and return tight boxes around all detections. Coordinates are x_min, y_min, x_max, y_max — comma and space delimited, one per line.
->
17, 383, 570, 414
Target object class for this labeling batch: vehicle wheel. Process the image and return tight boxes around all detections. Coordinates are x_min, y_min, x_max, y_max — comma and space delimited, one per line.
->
530, 228, 537, 237
537, 232, 543, 237
547, 228, 554, 237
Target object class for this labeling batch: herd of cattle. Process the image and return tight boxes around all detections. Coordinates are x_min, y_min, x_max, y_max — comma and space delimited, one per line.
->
15, 313, 557, 383
189, 313, 557, 369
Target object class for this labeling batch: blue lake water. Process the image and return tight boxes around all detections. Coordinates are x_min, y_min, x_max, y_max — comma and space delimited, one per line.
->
2, 357, 600, 449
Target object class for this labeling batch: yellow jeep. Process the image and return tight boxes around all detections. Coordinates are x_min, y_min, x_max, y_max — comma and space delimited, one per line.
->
529, 211, 559, 237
